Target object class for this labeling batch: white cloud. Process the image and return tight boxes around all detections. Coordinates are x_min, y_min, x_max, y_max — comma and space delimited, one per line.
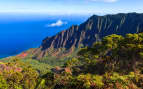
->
90, 0, 118, 3
46, 20, 67, 27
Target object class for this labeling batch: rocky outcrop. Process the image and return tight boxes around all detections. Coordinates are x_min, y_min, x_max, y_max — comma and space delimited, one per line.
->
32, 13, 143, 59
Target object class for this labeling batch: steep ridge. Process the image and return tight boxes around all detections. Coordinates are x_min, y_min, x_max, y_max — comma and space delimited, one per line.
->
31, 13, 143, 59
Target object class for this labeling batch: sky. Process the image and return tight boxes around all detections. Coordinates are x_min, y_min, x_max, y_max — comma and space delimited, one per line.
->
0, 0, 143, 15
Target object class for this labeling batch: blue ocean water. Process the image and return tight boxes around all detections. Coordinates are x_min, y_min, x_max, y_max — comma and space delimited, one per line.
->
0, 14, 89, 58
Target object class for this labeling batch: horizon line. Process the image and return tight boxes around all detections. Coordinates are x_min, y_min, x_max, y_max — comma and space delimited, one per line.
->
0, 11, 142, 16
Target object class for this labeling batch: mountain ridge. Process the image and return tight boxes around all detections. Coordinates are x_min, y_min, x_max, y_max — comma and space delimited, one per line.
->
29, 13, 143, 59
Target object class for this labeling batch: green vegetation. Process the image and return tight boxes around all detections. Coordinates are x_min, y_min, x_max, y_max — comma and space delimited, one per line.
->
0, 58, 38, 89
1, 33, 143, 89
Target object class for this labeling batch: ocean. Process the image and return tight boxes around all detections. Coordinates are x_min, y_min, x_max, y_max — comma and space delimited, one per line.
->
0, 13, 89, 58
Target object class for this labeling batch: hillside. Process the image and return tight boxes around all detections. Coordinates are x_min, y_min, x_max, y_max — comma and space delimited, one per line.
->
28, 13, 143, 59
1, 33, 143, 89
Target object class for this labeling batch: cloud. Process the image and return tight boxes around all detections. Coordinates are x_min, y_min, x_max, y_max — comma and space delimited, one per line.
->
90, 0, 118, 3
46, 20, 67, 27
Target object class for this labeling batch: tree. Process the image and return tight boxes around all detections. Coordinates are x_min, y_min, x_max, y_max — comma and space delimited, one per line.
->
78, 33, 143, 73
